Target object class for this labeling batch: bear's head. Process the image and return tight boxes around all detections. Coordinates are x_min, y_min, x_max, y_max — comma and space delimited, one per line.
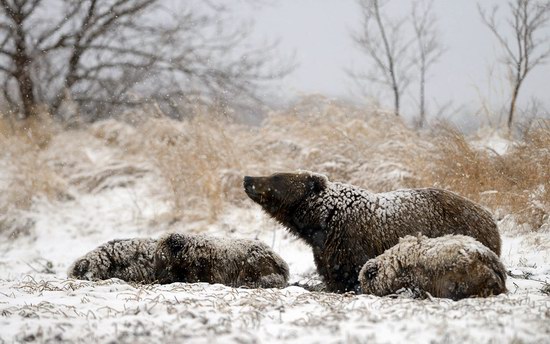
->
358, 260, 380, 294
360, 261, 379, 280
162, 233, 187, 256
68, 258, 90, 280
155, 233, 188, 283
243, 171, 328, 215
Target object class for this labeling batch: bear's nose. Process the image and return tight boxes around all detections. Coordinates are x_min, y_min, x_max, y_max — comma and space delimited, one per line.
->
243, 176, 257, 194
243, 176, 255, 189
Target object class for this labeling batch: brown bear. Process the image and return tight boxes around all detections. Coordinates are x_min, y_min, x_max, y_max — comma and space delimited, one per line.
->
68, 238, 157, 283
154, 233, 289, 288
359, 234, 507, 300
243, 171, 501, 293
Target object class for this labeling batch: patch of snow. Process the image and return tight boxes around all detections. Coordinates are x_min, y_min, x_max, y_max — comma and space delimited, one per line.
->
0, 133, 549, 343
472, 131, 511, 155
0, 275, 548, 343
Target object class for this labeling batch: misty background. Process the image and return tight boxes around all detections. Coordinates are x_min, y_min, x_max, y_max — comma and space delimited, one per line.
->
1, 0, 549, 130
249, 0, 550, 129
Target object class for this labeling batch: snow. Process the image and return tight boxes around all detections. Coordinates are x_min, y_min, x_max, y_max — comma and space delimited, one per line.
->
1, 274, 549, 343
471, 130, 511, 156
1, 132, 549, 343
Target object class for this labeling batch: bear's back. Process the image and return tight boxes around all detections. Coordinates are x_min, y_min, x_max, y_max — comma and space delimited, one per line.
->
325, 185, 500, 257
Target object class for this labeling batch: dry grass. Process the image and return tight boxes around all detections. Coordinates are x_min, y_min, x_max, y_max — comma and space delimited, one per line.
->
252, 96, 425, 191
1, 274, 549, 343
1, 98, 549, 230
118, 97, 427, 223
133, 116, 250, 222
0, 114, 68, 238
413, 122, 549, 229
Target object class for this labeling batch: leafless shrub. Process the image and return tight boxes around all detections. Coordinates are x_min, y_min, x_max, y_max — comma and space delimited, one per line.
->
0, 0, 292, 120
3, 97, 548, 232
411, 0, 445, 127
350, 0, 412, 117
479, 0, 550, 132
413, 121, 549, 229
0, 114, 67, 238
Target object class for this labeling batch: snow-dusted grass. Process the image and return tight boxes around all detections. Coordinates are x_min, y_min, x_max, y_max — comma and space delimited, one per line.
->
1, 275, 549, 343
414, 124, 550, 229
1, 103, 549, 343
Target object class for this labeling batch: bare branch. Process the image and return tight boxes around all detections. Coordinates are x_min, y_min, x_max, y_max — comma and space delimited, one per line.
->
479, 0, 550, 131
478, 4, 519, 65
411, 0, 444, 127
0, 0, 292, 120
350, 0, 412, 116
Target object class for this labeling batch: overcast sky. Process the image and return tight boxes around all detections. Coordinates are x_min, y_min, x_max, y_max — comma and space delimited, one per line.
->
247, 0, 550, 124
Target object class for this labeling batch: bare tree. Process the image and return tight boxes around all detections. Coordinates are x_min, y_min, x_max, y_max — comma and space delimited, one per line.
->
479, 0, 550, 131
411, 0, 444, 128
0, 0, 292, 120
350, 0, 412, 117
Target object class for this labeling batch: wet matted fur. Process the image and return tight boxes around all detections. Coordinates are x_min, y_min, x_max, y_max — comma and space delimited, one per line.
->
67, 238, 157, 283
154, 233, 289, 288
359, 234, 507, 300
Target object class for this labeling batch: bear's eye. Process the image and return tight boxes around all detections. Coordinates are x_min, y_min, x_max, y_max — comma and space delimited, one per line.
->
365, 264, 378, 279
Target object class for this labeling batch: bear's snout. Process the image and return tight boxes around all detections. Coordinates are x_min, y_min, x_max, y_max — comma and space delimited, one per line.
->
71, 258, 90, 278
243, 176, 260, 196
364, 263, 378, 280
243, 176, 254, 188
243, 176, 255, 193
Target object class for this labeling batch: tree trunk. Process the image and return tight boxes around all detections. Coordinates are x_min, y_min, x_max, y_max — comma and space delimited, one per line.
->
50, 46, 83, 115
507, 82, 521, 132
393, 85, 400, 117
372, 0, 400, 117
14, 63, 36, 119
419, 65, 426, 127
12, 10, 36, 119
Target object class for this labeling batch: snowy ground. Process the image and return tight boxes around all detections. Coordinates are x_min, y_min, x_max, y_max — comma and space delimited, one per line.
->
1, 132, 549, 343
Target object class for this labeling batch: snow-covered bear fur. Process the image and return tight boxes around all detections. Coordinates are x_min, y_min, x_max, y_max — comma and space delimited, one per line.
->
359, 234, 507, 300
154, 233, 289, 288
67, 238, 157, 283
243, 171, 501, 293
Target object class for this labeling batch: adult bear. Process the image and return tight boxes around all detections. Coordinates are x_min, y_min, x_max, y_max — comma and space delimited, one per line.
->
243, 171, 501, 293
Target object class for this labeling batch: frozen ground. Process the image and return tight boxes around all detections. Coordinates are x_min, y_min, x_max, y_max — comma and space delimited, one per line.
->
1, 132, 549, 343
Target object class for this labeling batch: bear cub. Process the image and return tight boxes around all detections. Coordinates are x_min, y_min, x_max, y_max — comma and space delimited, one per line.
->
359, 234, 507, 300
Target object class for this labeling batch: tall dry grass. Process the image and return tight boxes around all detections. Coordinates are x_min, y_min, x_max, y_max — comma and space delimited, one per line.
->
107, 97, 429, 224
138, 116, 249, 222
89, 114, 255, 223
0, 113, 67, 238
1, 98, 548, 231
414, 122, 549, 229
88, 98, 549, 229
127, 98, 547, 229
0, 113, 67, 208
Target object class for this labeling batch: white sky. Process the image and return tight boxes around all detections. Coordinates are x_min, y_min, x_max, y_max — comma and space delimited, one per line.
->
247, 0, 550, 124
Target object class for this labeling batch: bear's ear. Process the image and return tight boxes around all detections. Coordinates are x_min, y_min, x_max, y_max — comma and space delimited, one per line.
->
164, 233, 185, 255
308, 173, 328, 193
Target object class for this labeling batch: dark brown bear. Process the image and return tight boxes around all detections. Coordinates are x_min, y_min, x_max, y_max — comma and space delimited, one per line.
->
359, 234, 507, 300
243, 171, 501, 293
68, 238, 157, 283
154, 233, 289, 288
